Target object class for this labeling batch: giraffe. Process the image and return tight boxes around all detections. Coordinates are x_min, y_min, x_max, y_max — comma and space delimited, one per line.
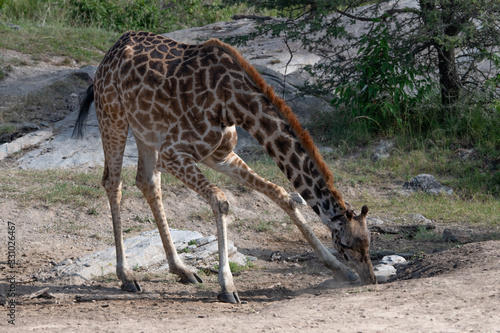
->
73, 31, 376, 304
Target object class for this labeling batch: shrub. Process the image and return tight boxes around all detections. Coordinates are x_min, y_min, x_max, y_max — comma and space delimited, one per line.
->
332, 24, 433, 136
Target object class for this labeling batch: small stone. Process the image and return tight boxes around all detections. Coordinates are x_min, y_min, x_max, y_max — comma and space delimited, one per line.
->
195, 235, 216, 246
5, 22, 22, 30
59, 258, 73, 266
406, 214, 432, 224
22, 123, 40, 132
270, 251, 282, 261
371, 140, 394, 161
376, 275, 388, 284
458, 148, 475, 160
380, 255, 406, 265
367, 217, 384, 226
373, 264, 397, 279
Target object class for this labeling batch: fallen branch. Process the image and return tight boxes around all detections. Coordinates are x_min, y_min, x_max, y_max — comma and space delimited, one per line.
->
26, 287, 54, 299
75, 293, 162, 302
232, 15, 273, 21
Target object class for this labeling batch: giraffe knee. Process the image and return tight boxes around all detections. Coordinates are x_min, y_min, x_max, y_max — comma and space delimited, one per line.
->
218, 200, 230, 215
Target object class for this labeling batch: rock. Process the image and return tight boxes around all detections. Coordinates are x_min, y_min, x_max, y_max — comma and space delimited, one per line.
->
227, 252, 249, 267
21, 123, 41, 133
373, 254, 407, 283
443, 229, 473, 243
367, 217, 385, 226
374, 255, 406, 283
373, 264, 396, 277
163, 19, 320, 75
49, 228, 245, 281
380, 255, 406, 265
371, 140, 395, 161
270, 251, 282, 261
458, 148, 475, 160
371, 251, 414, 260
57, 258, 73, 266
1, 22, 22, 30
402, 174, 453, 196
376, 274, 388, 283
0, 129, 53, 161
406, 214, 432, 224
195, 235, 216, 246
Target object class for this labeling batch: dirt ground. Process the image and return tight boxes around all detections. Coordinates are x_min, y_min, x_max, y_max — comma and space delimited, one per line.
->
1, 188, 500, 333
1, 49, 500, 332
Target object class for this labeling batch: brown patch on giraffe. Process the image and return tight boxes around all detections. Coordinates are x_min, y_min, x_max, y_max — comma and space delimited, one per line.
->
150, 49, 163, 60
203, 38, 346, 210
148, 60, 164, 74
260, 117, 278, 136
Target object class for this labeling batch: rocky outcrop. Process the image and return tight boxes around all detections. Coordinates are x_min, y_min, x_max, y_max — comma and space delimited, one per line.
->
49, 228, 248, 284
163, 19, 320, 76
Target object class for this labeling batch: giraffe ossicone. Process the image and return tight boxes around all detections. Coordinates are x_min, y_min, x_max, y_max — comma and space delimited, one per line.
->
74, 31, 376, 304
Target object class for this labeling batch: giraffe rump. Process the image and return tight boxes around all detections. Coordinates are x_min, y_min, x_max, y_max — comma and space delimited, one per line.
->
203, 39, 346, 211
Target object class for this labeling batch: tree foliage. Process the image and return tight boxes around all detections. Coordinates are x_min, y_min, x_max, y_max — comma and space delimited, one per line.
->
223, 0, 500, 137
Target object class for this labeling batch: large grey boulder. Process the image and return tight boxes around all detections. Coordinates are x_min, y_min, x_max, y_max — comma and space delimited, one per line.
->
163, 19, 320, 75
14, 46, 337, 169
403, 174, 453, 196
50, 228, 247, 283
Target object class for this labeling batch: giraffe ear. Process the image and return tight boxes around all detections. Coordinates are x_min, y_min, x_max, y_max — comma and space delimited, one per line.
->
360, 205, 369, 217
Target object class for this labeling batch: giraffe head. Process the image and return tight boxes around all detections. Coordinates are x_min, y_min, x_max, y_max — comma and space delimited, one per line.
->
329, 205, 376, 285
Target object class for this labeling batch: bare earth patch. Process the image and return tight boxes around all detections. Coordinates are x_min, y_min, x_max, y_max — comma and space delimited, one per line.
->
1, 188, 500, 332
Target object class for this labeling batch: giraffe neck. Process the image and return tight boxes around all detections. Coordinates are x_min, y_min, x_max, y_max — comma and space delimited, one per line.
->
202, 39, 347, 224
233, 100, 345, 220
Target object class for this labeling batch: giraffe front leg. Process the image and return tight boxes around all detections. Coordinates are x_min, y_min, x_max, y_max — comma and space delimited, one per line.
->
204, 152, 358, 284
284, 207, 359, 283
214, 200, 240, 304
135, 140, 203, 285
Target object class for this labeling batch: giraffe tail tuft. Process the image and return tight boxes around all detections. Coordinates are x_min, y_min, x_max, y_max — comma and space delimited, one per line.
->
72, 84, 94, 139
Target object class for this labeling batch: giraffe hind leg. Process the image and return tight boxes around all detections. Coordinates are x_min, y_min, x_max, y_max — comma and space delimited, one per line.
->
156, 150, 240, 304
98, 119, 141, 292
134, 139, 203, 284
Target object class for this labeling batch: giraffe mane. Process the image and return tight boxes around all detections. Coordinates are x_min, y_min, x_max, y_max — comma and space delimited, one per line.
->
203, 38, 346, 210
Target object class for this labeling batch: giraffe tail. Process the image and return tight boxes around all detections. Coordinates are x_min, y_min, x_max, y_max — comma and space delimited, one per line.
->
72, 84, 94, 139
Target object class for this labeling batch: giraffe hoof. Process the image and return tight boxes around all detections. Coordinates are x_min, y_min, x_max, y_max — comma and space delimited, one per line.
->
180, 272, 204, 284
345, 271, 360, 283
121, 281, 142, 292
217, 291, 241, 304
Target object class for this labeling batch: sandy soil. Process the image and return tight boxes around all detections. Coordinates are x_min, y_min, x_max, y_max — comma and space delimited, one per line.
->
1, 50, 500, 333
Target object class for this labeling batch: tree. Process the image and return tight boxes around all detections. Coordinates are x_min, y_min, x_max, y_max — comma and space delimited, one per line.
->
222, 0, 500, 126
